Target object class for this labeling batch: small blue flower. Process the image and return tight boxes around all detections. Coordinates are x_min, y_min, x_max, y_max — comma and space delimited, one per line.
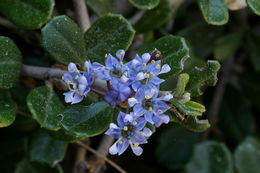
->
128, 88, 173, 127
105, 112, 152, 156
127, 53, 171, 93
92, 49, 129, 85
63, 61, 94, 104
104, 82, 131, 106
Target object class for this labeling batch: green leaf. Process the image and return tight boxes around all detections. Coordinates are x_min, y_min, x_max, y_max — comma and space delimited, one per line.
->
186, 60, 221, 97
128, 0, 160, 9
85, 0, 114, 16
247, 0, 260, 16
178, 22, 224, 60
170, 112, 210, 132
246, 32, 260, 71
84, 14, 135, 63
218, 86, 252, 144
155, 125, 200, 170
175, 73, 189, 97
134, 0, 172, 33
29, 131, 67, 167
26, 86, 65, 131
0, 0, 54, 29
15, 159, 63, 173
186, 141, 233, 173
240, 71, 260, 110
42, 15, 87, 65
48, 129, 84, 143
61, 102, 112, 137
234, 137, 260, 173
0, 36, 22, 89
138, 35, 190, 78
197, 0, 229, 25
214, 31, 243, 61
0, 89, 16, 127
171, 98, 203, 116
184, 101, 206, 113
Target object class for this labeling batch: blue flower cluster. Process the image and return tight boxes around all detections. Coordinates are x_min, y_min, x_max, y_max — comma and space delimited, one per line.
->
63, 49, 173, 156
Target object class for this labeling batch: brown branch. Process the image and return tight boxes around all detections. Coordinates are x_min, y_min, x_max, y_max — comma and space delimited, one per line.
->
74, 139, 89, 173
72, 0, 91, 32
92, 135, 115, 173
76, 141, 127, 173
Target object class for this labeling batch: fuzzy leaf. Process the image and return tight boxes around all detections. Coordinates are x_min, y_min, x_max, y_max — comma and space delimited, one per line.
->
26, 86, 65, 131
29, 131, 67, 167
186, 60, 221, 97
234, 137, 260, 173
186, 141, 233, 173
155, 125, 200, 170
61, 102, 112, 137
138, 35, 190, 78
0, 0, 54, 29
48, 129, 84, 143
84, 14, 135, 63
0, 90, 16, 127
15, 159, 63, 173
214, 31, 243, 61
247, 0, 260, 16
197, 0, 229, 25
42, 15, 87, 65
0, 36, 22, 89
184, 101, 206, 112
85, 0, 114, 16
171, 98, 202, 116
170, 113, 210, 132
128, 0, 160, 9
175, 73, 190, 97
134, 0, 172, 33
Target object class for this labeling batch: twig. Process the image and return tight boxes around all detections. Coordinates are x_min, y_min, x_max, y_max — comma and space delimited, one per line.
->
72, 0, 91, 32
92, 135, 115, 173
16, 110, 32, 118
201, 57, 234, 140
76, 141, 127, 173
74, 139, 89, 173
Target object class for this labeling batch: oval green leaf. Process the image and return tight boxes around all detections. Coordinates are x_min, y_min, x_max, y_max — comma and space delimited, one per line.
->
48, 129, 84, 143
0, 36, 22, 89
84, 14, 135, 63
42, 15, 87, 65
29, 131, 68, 167
197, 0, 229, 25
234, 137, 260, 173
155, 125, 200, 170
15, 159, 63, 173
186, 60, 221, 97
138, 35, 190, 78
0, 0, 54, 29
134, 0, 172, 33
186, 141, 233, 173
171, 98, 203, 116
247, 0, 260, 16
0, 89, 16, 127
85, 0, 114, 16
61, 102, 112, 137
26, 86, 65, 131
128, 0, 160, 9
170, 112, 210, 132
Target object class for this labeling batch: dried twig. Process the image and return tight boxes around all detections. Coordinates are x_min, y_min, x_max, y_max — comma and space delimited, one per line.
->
76, 141, 127, 173
72, 0, 91, 32
92, 135, 115, 173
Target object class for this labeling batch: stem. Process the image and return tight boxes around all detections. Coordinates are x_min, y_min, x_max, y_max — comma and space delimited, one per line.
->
76, 141, 127, 173
92, 135, 115, 173
72, 0, 91, 32
74, 139, 89, 173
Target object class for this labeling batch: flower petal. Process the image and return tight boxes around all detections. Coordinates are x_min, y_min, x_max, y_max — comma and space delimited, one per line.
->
117, 112, 126, 128
116, 49, 125, 62
71, 93, 83, 104
142, 53, 150, 63
136, 72, 145, 81
118, 138, 129, 155
144, 111, 154, 124
142, 127, 152, 137
159, 64, 171, 74
109, 140, 119, 155
130, 142, 143, 156
128, 98, 138, 107
68, 63, 78, 73
133, 104, 146, 116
